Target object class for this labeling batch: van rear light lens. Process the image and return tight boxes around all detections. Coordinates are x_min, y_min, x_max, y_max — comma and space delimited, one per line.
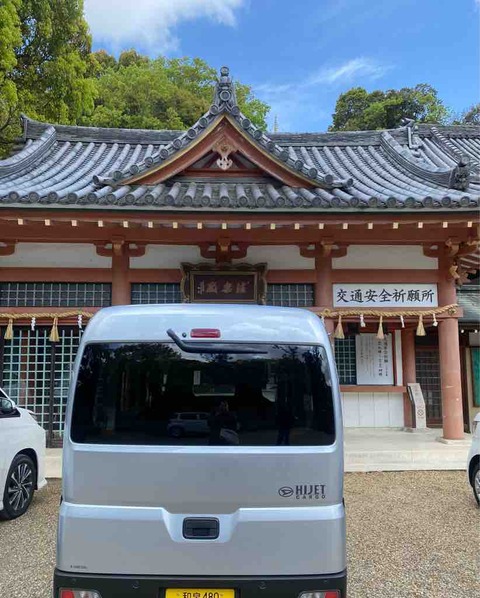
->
60, 590, 102, 598
298, 592, 340, 598
190, 328, 221, 338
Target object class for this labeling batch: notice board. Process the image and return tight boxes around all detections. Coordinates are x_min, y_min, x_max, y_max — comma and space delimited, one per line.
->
355, 334, 394, 385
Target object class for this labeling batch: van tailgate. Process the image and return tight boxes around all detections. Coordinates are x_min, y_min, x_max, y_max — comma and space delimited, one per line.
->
59, 446, 345, 576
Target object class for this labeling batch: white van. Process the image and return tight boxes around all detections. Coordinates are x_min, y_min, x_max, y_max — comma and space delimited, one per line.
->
54, 304, 346, 598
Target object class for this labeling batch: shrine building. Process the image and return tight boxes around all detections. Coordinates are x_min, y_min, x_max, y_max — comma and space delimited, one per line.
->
0, 67, 479, 446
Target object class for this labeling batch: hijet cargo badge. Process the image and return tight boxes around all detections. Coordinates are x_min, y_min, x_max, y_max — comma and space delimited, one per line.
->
278, 484, 326, 500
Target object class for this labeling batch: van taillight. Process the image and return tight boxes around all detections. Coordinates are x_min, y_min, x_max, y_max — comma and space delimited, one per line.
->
190, 328, 221, 338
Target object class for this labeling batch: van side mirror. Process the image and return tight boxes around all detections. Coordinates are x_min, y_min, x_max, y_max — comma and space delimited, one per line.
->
0, 397, 17, 416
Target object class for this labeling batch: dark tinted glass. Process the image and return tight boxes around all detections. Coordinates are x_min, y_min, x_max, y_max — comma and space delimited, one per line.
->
71, 343, 335, 446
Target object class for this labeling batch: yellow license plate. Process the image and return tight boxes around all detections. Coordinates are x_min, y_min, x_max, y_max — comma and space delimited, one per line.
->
165, 590, 234, 598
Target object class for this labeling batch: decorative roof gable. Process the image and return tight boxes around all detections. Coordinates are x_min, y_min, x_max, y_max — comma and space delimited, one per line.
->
93, 67, 353, 191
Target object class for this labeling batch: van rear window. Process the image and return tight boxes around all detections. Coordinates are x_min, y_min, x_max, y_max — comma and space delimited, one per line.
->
71, 343, 336, 446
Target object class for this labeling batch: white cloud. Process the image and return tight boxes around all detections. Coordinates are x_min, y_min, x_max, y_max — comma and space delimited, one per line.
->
255, 57, 391, 132
309, 58, 390, 85
84, 0, 245, 54
256, 58, 390, 97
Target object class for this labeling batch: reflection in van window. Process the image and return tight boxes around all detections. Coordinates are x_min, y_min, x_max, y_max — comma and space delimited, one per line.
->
71, 343, 335, 446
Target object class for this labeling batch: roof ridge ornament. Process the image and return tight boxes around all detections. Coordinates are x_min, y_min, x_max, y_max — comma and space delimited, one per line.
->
449, 158, 471, 191
399, 118, 422, 150
381, 130, 471, 191
213, 66, 238, 114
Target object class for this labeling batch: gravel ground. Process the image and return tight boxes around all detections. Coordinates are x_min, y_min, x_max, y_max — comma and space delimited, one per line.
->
0, 472, 478, 598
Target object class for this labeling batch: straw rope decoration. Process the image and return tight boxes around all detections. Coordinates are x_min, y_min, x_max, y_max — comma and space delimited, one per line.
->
0, 311, 95, 341
314, 304, 459, 339
377, 315, 384, 340
0, 305, 458, 342
334, 315, 345, 340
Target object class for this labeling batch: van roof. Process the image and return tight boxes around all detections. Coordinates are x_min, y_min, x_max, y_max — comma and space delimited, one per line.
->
81, 304, 328, 345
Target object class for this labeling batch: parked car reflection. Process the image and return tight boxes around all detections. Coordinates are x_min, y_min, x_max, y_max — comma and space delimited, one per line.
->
167, 412, 210, 438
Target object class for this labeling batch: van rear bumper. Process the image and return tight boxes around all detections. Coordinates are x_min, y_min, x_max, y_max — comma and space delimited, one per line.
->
54, 568, 347, 597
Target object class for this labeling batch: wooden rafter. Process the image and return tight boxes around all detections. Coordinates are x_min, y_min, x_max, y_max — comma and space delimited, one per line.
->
298, 241, 348, 259
95, 238, 146, 258
199, 237, 249, 263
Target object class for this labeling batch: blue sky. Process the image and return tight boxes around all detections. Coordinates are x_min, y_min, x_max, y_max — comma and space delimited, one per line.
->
85, 0, 480, 132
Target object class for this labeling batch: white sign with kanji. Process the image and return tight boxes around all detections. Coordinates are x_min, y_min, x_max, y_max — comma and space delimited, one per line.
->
406, 383, 427, 429
333, 283, 438, 307
356, 334, 394, 385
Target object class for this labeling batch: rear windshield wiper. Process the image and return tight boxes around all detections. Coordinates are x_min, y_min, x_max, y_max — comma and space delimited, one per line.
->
167, 329, 267, 355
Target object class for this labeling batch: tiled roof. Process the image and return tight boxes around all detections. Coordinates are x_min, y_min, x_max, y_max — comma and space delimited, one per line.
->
458, 286, 480, 323
0, 67, 479, 213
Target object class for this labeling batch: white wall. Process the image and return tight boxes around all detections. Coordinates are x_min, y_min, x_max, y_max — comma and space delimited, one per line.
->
0, 243, 111, 268
131, 245, 315, 270
236, 246, 314, 269
333, 245, 438, 270
130, 245, 203, 269
342, 392, 404, 427
2, 243, 434, 273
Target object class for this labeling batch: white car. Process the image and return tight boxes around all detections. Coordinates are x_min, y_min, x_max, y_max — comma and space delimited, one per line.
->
167, 412, 210, 437
467, 413, 480, 507
0, 388, 47, 520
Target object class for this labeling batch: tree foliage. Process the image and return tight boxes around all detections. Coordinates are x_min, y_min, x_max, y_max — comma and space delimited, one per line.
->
329, 84, 449, 131
452, 103, 480, 126
0, 0, 22, 136
84, 53, 269, 130
0, 0, 96, 151
0, 3, 269, 157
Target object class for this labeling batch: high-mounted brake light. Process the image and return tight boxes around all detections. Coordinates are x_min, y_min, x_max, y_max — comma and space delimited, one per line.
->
59, 590, 102, 598
190, 328, 221, 338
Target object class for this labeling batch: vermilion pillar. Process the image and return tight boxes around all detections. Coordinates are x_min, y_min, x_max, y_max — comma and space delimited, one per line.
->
401, 328, 416, 428
111, 247, 130, 306
315, 251, 334, 337
438, 254, 464, 440
96, 238, 141, 306
314, 252, 333, 307
438, 318, 464, 439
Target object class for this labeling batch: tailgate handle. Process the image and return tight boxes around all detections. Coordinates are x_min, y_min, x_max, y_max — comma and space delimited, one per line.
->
183, 518, 219, 540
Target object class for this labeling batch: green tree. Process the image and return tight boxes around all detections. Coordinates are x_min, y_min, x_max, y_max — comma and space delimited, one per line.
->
0, 0, 96, 152
452, 103, 480, 126
82, 55, 269, 131
329, 84, 449, 131
0, 0, 22, 145
118, 49, 149, 68
92, 49, 117, 74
